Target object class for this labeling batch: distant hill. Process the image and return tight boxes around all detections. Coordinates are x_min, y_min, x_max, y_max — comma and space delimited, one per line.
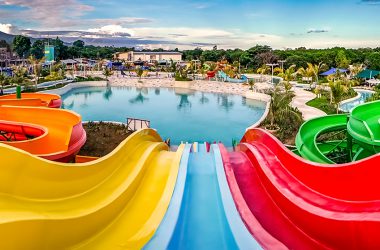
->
0, 31, 16, 44
0, 31, 37, 45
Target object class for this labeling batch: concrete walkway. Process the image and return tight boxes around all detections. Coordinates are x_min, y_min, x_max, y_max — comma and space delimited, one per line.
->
291, 87, 326, 121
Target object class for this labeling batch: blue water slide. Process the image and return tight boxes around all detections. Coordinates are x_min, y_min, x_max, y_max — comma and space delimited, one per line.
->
145, 143, 260, 250
217, 71, 248, 84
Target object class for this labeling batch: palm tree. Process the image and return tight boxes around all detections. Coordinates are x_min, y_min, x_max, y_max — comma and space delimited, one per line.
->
102, 67, 113, 82
257, 64, 270, 75
311, 62, 327, 85
268, 87, 302, 128
136, 67, 144, 83
329, 80, 348, 114
349, 63, 364, 79
278, 65, 296, 93
297, 64, 315, 88
248, 79, 255, 91
0, 73, 9, 95
28, 56, 44, 88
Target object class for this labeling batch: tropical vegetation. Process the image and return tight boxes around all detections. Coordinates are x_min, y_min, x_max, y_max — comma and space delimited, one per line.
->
262, 85, 303, 143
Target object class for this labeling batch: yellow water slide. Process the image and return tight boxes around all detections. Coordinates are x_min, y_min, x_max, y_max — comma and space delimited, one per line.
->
0, 129, 183, 249
0, 105, 86, 161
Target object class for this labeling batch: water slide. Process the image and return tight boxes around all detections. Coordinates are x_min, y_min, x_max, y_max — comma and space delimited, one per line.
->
0, 129, 184, 249
296, 100, 380, 163
295, 114, 348, 163
0, 93, 62, 108
0, 105, 86, 162
218, 71, 248, 83
221, 128, 380, 249
347, 100, 380, 153
145, 142, 260, 250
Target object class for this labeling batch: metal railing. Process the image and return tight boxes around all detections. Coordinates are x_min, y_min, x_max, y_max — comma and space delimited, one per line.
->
126, 117, 150, 131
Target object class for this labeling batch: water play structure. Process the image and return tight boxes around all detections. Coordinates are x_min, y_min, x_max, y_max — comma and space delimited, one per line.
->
1, 92, 380, 249
218, 70, 248, 83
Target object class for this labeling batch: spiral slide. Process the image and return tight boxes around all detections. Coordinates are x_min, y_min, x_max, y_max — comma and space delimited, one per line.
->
296, 100, 380, 163
145, 142, 260, 250
0, 93, 62, 108
0, 105, 86, 162
220, 128, 380, 249
295, 114, 348, 163
0, 129, 184, 249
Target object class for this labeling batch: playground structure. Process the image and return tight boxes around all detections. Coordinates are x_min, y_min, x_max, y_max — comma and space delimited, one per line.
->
205, 60, 248, 83
1, 92, 380, 248
217, 71, 248, 83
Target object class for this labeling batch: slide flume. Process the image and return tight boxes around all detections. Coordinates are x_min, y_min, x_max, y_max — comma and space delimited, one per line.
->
221, 128, 380, 249
0, 129, 184, 249
145, 143, 260, 250
296, 100, 380, 164
0, 93, 62, 108
0, 105, 86, 162
347, 100, 380, 153
295, 114, 347, 163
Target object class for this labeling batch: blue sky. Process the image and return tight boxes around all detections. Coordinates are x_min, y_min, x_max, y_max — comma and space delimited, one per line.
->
0, 0, 380, 49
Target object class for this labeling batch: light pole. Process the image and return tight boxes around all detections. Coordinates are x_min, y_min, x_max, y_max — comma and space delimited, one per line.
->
266, 63, 279, 84
278, 60, 286, 70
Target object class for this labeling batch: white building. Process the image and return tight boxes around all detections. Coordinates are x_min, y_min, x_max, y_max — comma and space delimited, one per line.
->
115, 51, 182, 63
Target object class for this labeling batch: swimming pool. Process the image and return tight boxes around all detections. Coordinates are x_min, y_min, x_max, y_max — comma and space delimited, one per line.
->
61, 86, 266, 145
340, 89, 374, 112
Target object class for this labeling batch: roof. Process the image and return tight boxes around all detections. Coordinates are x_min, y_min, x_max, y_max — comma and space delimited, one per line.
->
61, 59, 78, 64
132, 51, 182, 55
356, 69, 380, 79
320, 68, 347, 76
366, 78, 380, 85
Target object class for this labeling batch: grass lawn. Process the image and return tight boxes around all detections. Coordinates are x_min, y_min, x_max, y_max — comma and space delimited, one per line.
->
306, 89, 357, 115
306, 95, 337, 114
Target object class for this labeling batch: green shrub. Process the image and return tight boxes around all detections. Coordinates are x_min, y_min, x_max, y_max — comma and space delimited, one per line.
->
75, 76, 106, 82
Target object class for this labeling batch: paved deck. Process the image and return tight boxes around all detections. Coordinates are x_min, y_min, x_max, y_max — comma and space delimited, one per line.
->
291, 87, 326, 121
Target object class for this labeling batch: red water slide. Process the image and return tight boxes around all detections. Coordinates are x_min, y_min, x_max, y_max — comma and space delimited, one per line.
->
220, 128, 380, 250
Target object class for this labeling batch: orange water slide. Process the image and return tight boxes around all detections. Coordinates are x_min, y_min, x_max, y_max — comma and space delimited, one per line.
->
0, 93, 62, 108
0, 105, 86, 162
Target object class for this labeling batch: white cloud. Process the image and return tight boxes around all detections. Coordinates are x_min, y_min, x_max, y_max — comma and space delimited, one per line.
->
0, 0, 93, 27
307, 28, 330, 34
87, 25, 134, 37
0, 23, 18, 34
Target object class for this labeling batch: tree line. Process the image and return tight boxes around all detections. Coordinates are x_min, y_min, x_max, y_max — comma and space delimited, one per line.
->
2, 35, 380, 70
182, 45, 380, 71
2, 35, 133, 61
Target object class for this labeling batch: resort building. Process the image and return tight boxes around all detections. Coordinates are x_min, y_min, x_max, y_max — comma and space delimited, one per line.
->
114, 51, 182, 63
0, 47, 25, 67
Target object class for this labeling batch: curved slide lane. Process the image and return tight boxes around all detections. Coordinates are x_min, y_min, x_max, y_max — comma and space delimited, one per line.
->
296, 100, 380, 164
295, 114, 347, 163
0, 105, 86, 162
0, 129, 184, 249
347, 100, 380, 153
0, 93, 62, 108
221, 128, 380, 249
145, 143, 260, 250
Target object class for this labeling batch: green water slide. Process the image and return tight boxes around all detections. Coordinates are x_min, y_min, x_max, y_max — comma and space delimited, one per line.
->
347, 100, 380, 154
296, 100, 380, 164
295, 114, 348, 164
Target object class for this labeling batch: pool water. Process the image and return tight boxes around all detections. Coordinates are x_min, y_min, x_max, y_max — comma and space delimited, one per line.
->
340, 90, 374, 112
62, 86, 266, 145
